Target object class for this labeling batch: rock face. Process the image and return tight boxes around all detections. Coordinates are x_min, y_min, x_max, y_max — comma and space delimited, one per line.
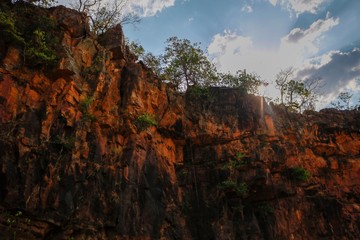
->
0, 3, 359, 240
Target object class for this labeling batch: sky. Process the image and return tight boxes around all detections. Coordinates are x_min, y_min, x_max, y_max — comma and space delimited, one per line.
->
66, 0, 360, 109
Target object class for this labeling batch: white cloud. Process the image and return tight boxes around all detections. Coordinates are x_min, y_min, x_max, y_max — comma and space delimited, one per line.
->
289, 0, 329, 15
207, 15, 342, 100
281, 16, 339, 56
128, 0, 176, 17
241, 4, 253, 13
268, 0, 278, 6
268, 0, 330, 16
297, 48, 360, 94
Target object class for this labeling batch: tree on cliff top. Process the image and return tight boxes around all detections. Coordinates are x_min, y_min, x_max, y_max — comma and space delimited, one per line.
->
275, 68, 322, 112
218, 70, 267, 94
162, 37, 218, 91
129, 37, 266, 94
71, 0, 140, 35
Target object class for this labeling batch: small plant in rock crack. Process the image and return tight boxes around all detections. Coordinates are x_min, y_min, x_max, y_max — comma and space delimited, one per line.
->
80, 96, 95, 110
217, 180, 248, 197
288, 166, 311, 182
79, 96, 97, 123
6, 210, 25, 238
135, 113, 157, 131
222, 152, 246, 170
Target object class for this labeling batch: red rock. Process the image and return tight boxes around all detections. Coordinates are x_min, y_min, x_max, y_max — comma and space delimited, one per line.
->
0, 3, 359, 240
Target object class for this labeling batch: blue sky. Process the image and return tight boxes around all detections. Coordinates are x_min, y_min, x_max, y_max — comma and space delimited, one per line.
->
120, 0, 360, 108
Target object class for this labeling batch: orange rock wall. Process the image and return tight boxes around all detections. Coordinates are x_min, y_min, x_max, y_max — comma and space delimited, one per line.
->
0, 3, 359, 240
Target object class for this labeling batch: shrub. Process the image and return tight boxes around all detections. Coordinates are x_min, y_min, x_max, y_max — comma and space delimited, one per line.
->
25, 29, 57, 67
1, 5, 60, 68
222, 152, 247, 170
218, 180, 248, 197
80, 96, 95, 110
289, 167, 310, 182
0, 11, 25, 45
135, 113, 157, 131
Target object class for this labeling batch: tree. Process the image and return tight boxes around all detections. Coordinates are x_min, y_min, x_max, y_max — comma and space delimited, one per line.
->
162, 37, 218, 91
218, 70, 267, 94
127, 40, 162, 76
275, 67, 294, 104
142, 52, 162, 76
72, 0, 97, 12
71, 0, 140, 35
331, 91, 353, 110
297, 77, 323, 111
127, 40, 145, 57
275, 68, 322, 112
126, 37, 266, 94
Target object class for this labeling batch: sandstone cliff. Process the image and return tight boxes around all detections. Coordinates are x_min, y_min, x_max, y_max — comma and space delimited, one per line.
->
0, 3, 359, 239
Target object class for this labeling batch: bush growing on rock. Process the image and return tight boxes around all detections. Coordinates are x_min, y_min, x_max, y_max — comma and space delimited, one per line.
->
135, 113, 157, 131
288, 167, 311, 182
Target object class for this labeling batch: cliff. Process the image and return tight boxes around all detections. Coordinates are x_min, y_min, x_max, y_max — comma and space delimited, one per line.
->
0, 3, 359, 239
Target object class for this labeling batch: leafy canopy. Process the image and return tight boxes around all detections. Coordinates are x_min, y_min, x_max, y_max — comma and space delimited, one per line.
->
162, 37, 218, 91
129, 37, 266, 94
218, 70, 267, 94
275, 68, 322, 112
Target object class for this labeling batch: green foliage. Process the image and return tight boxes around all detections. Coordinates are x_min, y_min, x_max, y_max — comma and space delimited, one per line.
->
80, 96, 95, 110
0, 11, 25, 45
219, 70, 267, 94
275, 68, 321, 112
135, 113, 157, 131
218, 180, 248, 197
14, 211, 22, 217
128, 40, 145, 57
222, 152, 246, 170
0, 5, 59, 68
25, 29, 57, 67
289, 167, 311, 182
163, 37, 218, 90
125, 37, 265, 95
143, 52, 162, 76
235, 152, 245, 160
80, 96, 97, 122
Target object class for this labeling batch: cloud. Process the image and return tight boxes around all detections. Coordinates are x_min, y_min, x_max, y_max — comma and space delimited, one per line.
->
208, 15, 338, 75
241, 4, 253, 13
128, 0, 176, 17
284, 17, 339, 44
281, 16, 339, 55
207, 15, 345, 102
268, 0, 277, 6
268, 0, 330, 16
208, 30, 254, 72
296, 48, 360, 96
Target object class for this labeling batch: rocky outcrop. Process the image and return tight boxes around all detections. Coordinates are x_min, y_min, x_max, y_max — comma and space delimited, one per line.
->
0, 3, 359, 240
